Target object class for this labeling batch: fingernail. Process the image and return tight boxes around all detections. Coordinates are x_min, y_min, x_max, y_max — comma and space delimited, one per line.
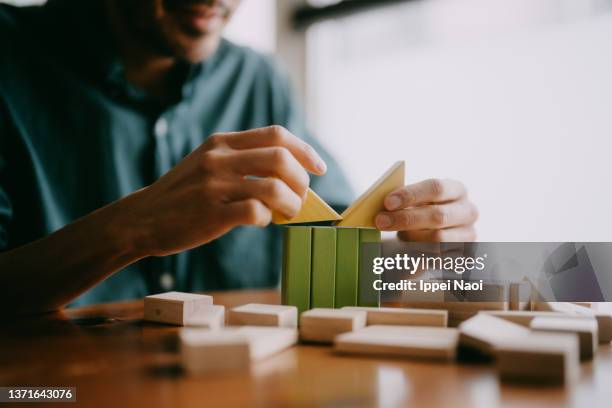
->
316, 160, 327, 174
376, 214, 393, 229
385, 194, 403, 211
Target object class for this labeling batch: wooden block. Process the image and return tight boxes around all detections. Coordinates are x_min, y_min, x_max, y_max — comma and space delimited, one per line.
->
335, 228, 360, 308
509, 281, 531, 311
273, 188, 342, 224
227, 304, 298, 328
336, 161, 405, 228
447, 311, 479, 328
459, 314, 530, 357
180, 326, 297, 374
144, 291, 213, 326
311, 227, 336, 308
480, 310, 568, 327
184, 305, 225, 329
496, 332, 579, 385
299, 308, 367, 343
533, 301, 612, 343
239, 327, 299, 360
530, 316, 597, 360
334, 325, 459, 361
181, 329, 250, 373
358, 228, 381, 307
403, 301, 505, 313
342, 306, 447, 327
281, 226, 312, 314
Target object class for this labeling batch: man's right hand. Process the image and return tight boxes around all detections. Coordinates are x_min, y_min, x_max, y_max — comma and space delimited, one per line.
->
121, 125, 327, 257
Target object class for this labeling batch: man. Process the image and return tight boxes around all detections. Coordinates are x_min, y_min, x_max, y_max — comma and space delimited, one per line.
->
0, 0, 478, 315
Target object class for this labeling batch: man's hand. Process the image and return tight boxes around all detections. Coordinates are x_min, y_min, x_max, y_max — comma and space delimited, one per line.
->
124, 125, 327, 257
375, 179, 478, 242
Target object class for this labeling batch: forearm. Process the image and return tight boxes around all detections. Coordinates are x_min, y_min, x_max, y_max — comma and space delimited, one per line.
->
0, 192, 148, 316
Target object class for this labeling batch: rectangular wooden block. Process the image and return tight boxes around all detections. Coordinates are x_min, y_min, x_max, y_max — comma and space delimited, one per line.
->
181, 329, 250, 374
459, 314, 530, 357
532, 301, 612, 343
227, 304, 298, 328
281, 227, 312, 314
311, 227, 336, 308
509, 281, 532, 311
358, 228, 381, 307
480, 310, 568, 327
496, 332, 580, 385
180, 326, 297, 374
335, 228, 360, 308
342, 306, 447, 327
300, 308, 367, 343
334, 325, 459, 361
144, 291, 213, 326
239, 327, 299, 360
530, 316, 598, 360
184, 305, 225, 329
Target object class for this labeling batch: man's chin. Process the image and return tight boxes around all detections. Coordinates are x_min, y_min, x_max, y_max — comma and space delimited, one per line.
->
170, 33, 221, 63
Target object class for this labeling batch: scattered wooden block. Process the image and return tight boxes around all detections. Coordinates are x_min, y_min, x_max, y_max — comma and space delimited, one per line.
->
281, 226, 312, 314
300, 308, 367, 343
227, 304, 298, 328
334, 325, 459, 361
532, 301, 612, 343
403, 298, 506, 328
508, 281, 532, 311
184, 305, 225, 329
459, 314, 530, 357
496, 332, 579, 385
273, 188, 342, 224
358, 228, 381, 307
530, 316, 597, 360
311, 227, 336, 308
180, 327, 297, 374
335, 227, 360, 308
336, 161, 405, 228
144, 291, 213, 326
480, 310, 567, 327
342, 306, 447, 327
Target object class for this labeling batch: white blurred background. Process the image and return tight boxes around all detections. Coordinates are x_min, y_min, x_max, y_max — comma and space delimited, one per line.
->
4, 0, 612, 242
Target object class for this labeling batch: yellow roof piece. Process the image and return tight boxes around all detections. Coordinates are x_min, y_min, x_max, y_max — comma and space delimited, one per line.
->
335, 161, 405, 228
272, 188, 342, 225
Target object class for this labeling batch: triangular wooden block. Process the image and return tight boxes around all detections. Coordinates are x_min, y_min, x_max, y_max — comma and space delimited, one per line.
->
272, 188, 342, 224
336, 161, 405, 228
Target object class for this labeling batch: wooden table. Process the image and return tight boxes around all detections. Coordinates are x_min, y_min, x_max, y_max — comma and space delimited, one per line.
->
2, 290, 611, 408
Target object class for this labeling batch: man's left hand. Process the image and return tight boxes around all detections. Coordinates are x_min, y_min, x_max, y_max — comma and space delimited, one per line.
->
375, 179, 478, 242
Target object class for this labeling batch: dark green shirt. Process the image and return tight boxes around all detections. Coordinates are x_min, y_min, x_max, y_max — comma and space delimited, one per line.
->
0, 0, 352, 306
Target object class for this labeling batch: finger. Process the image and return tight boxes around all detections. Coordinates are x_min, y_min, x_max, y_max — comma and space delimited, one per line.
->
384, 178, 466, 210
219, 147, 310, 197
376, 199, 478, 231
398, 226, 477, 242
221, 178, 302, 219
225, 199, 272, 227
213, 126, 327, 175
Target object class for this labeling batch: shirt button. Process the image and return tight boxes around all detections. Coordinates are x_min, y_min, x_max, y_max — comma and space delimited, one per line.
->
159, 272, 174, 291
154, 118, 168, 138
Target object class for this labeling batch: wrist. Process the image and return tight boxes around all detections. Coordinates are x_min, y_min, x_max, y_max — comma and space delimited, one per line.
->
99, 188, 155, 261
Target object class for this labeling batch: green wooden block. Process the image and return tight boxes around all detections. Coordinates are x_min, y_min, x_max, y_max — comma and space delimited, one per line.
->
358, 228, 382, 307
311, 227, 336, 308
335, 227, 360, 308
281, 226, 312, 314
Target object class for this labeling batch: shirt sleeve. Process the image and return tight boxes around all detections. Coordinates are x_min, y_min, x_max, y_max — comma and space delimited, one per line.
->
267, 58, 354, 211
